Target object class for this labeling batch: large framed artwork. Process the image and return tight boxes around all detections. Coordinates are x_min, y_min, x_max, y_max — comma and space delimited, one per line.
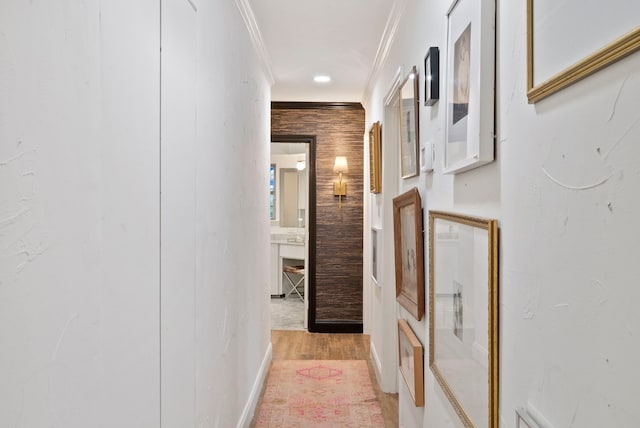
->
398, 319, 424, 407
369, 121, 382, 193
393, 188, 424, 321
399, 66, 420, 179
428, 210, 499, 428
444, 0, 495, 174
527, 0, 640, 103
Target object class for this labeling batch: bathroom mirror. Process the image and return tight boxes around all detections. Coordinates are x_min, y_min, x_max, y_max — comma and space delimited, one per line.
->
270, 143, 308, 228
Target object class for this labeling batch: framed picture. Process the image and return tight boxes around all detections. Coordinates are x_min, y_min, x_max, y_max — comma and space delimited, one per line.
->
428, 210, 499, 428
444, 0, 495, 174
398, 319, 424, 407
399, 66, 419, 179
369, 121, 382, 193
371, 227, 381, 286
424, 47, 439, 106
393, 188, 424, 321
527, 0, 640, 103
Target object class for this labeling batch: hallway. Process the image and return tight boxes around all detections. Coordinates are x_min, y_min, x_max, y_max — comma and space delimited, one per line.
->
2, 1, 640, 427
252, 331, 399, 427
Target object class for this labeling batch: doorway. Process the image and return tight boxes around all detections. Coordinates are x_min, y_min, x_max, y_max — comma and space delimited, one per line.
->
269, 136, 316, 330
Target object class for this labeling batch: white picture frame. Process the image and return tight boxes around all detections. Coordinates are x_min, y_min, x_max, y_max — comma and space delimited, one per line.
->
371, 227, 382, 287
443, 0, 495, 174
399, 66, 420, 179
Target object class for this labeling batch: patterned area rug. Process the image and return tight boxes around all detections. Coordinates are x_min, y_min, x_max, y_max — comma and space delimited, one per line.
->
254, 360, 385, 427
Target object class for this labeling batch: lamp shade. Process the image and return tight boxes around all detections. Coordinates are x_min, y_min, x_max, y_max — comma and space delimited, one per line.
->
333, 156, 348, 173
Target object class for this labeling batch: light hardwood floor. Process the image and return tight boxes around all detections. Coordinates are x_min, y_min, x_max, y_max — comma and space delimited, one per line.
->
252, 330, 399, 427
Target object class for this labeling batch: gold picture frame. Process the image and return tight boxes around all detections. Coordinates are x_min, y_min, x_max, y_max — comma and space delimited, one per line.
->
393, 188, 424, 321
428, 211, 499, 428
369, 121, 382, 193
527, 0, 640, 103
398, 319, 424, 407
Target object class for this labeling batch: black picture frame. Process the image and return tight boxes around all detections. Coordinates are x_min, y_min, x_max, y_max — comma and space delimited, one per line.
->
423, 47, 439, 106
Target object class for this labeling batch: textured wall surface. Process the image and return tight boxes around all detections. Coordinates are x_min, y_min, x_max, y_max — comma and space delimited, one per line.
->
272, 106, 365, 323
0, 2, 272, 426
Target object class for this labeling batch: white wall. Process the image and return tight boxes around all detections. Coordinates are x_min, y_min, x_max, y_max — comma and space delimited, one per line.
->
0, 1, 271, 427
161, 0, 197, 425
364, 0, 640, 427
193, 1, 272, 426
0, 2, 161, 425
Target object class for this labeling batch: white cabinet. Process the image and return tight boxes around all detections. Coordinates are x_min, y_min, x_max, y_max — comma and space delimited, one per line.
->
279, 243, 305, 260
270, 243, 280, 295
269, 242, 305, 296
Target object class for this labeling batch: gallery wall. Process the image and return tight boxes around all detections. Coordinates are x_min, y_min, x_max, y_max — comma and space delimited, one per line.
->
0, 1, 272, 426
363, 0, 640, 427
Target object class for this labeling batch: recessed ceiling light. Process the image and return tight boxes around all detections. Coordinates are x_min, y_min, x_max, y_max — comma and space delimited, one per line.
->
314, 75, 331, 83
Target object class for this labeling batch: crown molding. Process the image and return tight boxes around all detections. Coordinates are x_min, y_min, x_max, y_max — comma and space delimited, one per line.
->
185, 0, 197, 12
361, 0, 407, 106
272, 101, 364, 111
234, 0, 275, 85
383, 66, 405, 106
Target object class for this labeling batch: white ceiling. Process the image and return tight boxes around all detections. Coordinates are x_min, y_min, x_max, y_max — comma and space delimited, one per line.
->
249, 0, 396, 102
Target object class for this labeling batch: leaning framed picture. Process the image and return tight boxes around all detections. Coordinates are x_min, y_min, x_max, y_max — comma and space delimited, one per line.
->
399, 66, 420, 179
398, 319, 424, 407
369, 121, 382, 193
393, 188, 424, 320
444, 0, 495, 174
429, 210, 499, 427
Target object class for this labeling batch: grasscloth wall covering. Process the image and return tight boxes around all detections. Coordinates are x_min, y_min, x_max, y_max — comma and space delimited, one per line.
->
272, 105, 365, 325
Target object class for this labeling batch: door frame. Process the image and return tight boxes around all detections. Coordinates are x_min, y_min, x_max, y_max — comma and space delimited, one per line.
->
271, 135, 316, 330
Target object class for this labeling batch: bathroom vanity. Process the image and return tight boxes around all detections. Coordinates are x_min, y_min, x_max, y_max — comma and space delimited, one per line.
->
270, 234, 305, 296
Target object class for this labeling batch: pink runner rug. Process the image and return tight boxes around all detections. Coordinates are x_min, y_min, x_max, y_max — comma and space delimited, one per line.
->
254, 360, 385, 427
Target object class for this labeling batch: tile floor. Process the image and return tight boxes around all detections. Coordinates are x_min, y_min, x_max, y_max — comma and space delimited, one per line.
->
270, 296, 305, 330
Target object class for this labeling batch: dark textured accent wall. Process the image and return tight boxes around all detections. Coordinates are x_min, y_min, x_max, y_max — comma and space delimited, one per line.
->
272, 106, 364, 324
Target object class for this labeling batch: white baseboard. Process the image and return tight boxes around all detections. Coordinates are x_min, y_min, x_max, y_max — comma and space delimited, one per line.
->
237, 341, 272, 428
370, 340, 383, 383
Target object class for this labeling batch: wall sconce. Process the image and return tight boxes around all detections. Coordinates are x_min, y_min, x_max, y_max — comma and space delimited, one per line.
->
333, 156, 348, 207
296, 159, 306, 171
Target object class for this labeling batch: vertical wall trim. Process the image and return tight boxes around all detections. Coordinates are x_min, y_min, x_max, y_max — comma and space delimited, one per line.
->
192, 6, 198, 423
158, 0, 163, 425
